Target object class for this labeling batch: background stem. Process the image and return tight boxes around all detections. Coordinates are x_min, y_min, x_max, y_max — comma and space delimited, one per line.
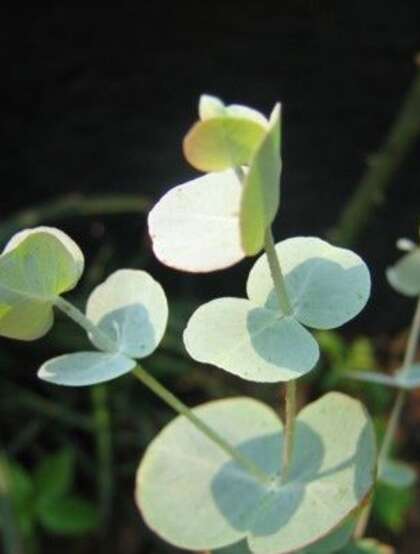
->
91, 385, 113, 532
132, 366, 270, 485
356, 294, 420, 538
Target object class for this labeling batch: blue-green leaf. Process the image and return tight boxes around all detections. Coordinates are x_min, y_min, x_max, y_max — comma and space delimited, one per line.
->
38, 352, 136, 387
86, 269, 168, 358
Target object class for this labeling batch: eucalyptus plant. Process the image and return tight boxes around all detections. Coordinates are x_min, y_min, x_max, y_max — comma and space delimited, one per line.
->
0, 95, 406, 553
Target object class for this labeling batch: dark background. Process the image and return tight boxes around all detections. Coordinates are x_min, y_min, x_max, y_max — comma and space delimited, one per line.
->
1, 2, 420, 553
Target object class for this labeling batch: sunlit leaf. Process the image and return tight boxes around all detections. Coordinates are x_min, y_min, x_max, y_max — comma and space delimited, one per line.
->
386, 247, 420, 296
184, 95, 268, 172
240, 104, 281, 255
0, 227, 84, 340
148, 170, 246, 272
136, 393, 376, 553
38, 352, 136, 387
379, 459, 417, 489
184, 298, 319, 382
86, 269, 168, 358
247, 237, 371, 329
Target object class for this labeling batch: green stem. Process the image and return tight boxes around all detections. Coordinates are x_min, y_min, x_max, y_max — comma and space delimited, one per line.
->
356, 294, 420, 538
281, 381, 296, 482
329, 70, 420, 247
54, 296, 117, 353
263, 228, 293, 315
132, 366, 270, 485
91, 385, 113, 530
0, 193, 150, 246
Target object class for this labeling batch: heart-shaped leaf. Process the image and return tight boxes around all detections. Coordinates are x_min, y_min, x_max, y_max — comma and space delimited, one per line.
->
184, 298, 319, 382
148, 170, 246, 272
247, 237, 371, 329
184, 96, 267, 172
379, 459, 417, 489
0, 227, 84, 340
86, 270, 168, 358
386, 247, 420, 296
240, 104, 281, 255
38, 351, 136, 386
136, 392, 376, 553
346, 363, 420, 390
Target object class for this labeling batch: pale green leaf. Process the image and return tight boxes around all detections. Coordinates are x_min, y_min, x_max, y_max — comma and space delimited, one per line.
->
0, 227, 84, 340
386, 248, 420, 296
183, 116, 266, 172
136, 393, 376, 553
86, 269, 168, 358
379, 459, 417, 489
183, 298, 319, 382
38, 352, 136, 387
199, 95, 226, 120
247, 237, 371, 329
148, 171, 246, 272
240, 104, 281, 255
338, 539, 394, 553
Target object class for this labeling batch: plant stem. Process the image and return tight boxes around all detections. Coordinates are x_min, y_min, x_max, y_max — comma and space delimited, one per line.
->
356, 294, 420, 538
91, 385, 113, 531
54, 296, 117, 353
281, 380, 296, 482
328, 70, 420, 247
132, 365, 270, 485
263, 228, 293, 315
0, 193, 150, 246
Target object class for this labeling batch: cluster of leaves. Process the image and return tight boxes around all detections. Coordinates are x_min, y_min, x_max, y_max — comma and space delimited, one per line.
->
2, 449, 98, 550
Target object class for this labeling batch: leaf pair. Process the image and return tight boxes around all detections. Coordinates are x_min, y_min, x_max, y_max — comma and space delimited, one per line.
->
136, 392, 376, 554
184, 237, 371, 382
39, 269, 168, 386
148, 97, 281, 272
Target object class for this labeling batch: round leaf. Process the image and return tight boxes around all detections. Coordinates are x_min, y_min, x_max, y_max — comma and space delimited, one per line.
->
137, 393, 376, 553
183, 117, 266, 172
183, 298, 319, 382
247, 237, 371, 329
86, 270, 168, 358
148, 171, 246, 272
38, 352, 136, 386
379, 460, 417, 489
386, 248, 420, 296
198, 95, 268, 127
240, 104, 281, 255
0, 227, 84, 340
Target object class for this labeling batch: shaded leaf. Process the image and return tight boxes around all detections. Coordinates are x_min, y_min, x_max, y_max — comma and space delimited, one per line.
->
86, 269, 168, 358
34, 449, 74, 502
38, 352, 136, 387
379, 459, 417, 489
38, 496, 99, 535
136, 393, 376, 553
